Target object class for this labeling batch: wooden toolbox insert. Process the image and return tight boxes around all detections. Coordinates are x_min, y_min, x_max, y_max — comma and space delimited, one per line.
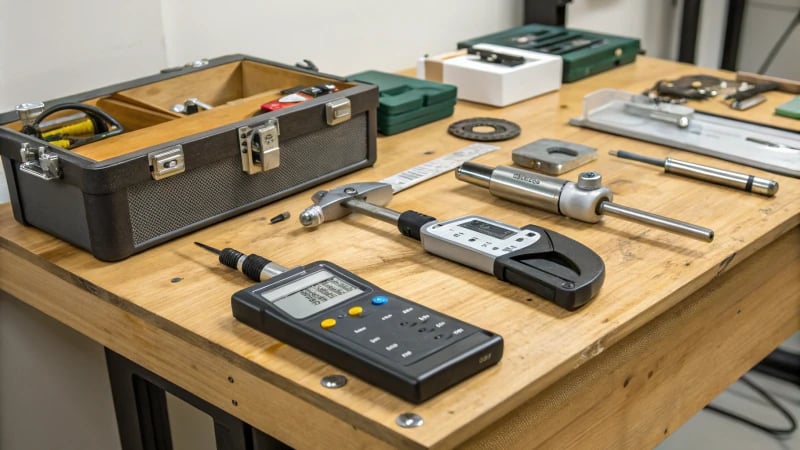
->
4, 61, 355, 162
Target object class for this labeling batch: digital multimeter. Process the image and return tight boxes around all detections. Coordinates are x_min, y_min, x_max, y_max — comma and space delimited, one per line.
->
231, 260, 504, 403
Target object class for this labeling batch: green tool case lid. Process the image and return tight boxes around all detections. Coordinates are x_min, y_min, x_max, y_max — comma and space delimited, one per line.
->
348, 71, 457, 116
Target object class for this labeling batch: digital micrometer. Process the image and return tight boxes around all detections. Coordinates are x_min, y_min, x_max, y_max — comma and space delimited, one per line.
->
298, 182, 605, 310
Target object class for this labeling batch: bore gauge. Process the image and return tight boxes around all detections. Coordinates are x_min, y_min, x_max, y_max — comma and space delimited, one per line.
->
455, 162, 714, 242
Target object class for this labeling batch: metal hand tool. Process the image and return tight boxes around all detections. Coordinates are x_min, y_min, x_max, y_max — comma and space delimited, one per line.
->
299, 182, 606, 310
455, 162, 714, 242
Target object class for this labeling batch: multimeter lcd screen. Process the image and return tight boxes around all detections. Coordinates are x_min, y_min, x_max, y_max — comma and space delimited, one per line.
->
260, 269, 364, 319
459, 219, 515, 239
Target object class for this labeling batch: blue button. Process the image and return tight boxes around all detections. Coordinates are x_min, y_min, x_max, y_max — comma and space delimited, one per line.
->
371, 295, 388, 305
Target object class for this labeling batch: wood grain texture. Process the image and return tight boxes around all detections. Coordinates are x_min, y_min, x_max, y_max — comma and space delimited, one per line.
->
1, 56, 798, 449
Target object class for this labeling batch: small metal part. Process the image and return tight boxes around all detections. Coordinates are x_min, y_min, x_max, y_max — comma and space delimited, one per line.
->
269, 211, 291, 224
325, 98, 351, 125
623, 101, 692, 128
396, 413, 424, 428
184, 99, 200, 115
18, 143, 62, 181
238, 119, 280, 174
731, 94, 766, 111
148, 146, 185, 180
468, 48, 525, 66
15, 102, 46, 127
511, 139, 598, 175
187, 98, 213, 111
172, 98, 213, 115
576, 171, 603, 190
320, 374, 348, 389
299, 182, 394, 227
448, 118, 521, 142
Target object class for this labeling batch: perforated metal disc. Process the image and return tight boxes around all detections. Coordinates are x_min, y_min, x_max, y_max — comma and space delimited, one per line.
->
448, 117, 521, 142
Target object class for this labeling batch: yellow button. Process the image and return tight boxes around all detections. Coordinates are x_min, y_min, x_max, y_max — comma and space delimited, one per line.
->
348, 306, 364, 317
320, 318, 337, 329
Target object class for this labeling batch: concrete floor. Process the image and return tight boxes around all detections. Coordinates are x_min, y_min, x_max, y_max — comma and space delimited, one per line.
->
658, 334, 800, 450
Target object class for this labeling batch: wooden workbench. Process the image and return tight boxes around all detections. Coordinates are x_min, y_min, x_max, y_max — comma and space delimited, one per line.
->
1, 57, 798, 449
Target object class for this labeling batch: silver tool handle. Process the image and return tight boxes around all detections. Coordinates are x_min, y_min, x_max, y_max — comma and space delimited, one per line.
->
664, 158, 779, 197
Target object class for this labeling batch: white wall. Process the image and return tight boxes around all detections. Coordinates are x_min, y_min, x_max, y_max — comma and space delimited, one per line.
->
0, 2, 796, 449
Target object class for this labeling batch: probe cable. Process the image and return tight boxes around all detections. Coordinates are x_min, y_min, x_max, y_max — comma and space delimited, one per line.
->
27, 103, 124, 149
704, 375, 797, 437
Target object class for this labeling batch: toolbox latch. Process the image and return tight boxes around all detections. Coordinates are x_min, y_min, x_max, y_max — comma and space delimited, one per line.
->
18, 143, 62, 181
326, 98, 351, 126
239, 119, 280, 175
149, 146, 185, 180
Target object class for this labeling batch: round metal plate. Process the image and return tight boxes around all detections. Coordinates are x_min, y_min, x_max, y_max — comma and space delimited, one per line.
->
448, 117, 521, 142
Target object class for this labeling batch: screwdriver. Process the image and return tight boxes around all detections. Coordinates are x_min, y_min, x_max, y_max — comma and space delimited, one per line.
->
455, 162, 714, 242
195, 242, 288, 281
609, 150, 779, 197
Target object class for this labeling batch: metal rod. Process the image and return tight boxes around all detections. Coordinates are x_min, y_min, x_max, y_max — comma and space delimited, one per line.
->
610, 150, 779, 197
598, 201, 714, 242
609, 149, 665, 167
343, 198, 401, 225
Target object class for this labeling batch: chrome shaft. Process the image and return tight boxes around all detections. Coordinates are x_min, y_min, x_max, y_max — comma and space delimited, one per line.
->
343, 198, 401, 225
599, 201, 714, 242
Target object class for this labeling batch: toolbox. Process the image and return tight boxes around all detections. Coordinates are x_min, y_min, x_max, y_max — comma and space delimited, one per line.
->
457, 23, 640, 82
347, 71, 456, 135
0, 54, 379, 261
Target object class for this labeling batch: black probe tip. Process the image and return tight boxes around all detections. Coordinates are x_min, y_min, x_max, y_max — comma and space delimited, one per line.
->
194, 241, 221, 254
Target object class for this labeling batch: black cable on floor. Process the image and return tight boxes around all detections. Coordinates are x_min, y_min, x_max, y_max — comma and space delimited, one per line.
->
705, 375, 797, 437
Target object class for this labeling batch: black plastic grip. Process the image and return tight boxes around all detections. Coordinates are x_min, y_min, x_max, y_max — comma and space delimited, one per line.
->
493, 225, 605, 311
219, 248, 271, 282
397, 210, 437, 241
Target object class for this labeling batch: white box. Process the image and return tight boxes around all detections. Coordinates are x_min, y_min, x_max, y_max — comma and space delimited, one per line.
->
418, 44, 562, 107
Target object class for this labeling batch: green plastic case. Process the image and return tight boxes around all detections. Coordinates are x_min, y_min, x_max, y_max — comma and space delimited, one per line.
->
457, 24, 640, 82
348, 71, 457, 135
775, 96, 800, 119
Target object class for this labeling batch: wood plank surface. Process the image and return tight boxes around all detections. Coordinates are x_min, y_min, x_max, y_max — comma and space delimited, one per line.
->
1, 56, 799, 449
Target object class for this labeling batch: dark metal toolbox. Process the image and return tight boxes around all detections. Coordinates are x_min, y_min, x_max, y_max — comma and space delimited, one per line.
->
0, 54, 378, 261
